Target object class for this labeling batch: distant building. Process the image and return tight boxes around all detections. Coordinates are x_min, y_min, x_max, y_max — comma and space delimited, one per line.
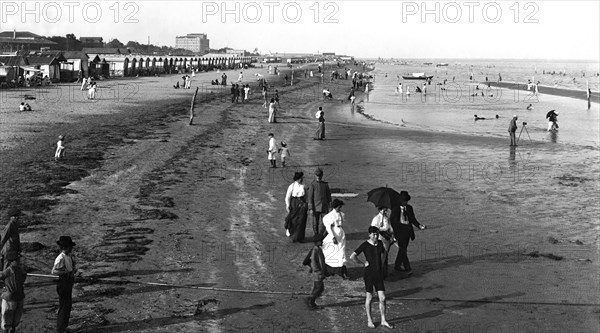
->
0, 31, 56, 52
80, 37, 104, 48
175, 33, 209, 54
225, 49, 245, 56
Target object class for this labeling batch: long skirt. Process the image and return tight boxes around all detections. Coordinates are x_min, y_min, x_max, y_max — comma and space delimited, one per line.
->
285, 197, 307, 242
322, 226, 346, 267
314, 122, 325, 139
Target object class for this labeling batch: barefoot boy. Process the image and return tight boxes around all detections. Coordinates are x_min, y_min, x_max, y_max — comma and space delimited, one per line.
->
350, 226, 394, 329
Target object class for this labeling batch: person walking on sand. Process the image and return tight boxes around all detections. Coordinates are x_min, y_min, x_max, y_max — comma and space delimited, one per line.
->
390, 191, 426, 275
244, 84, 250, 103
508, 115, 518, 146
55, 135, 65, 161
307, 168, 332, 237
314, 107, 325, 140
1, 209, 21, 270
322, 199, 348, 279
230, 83, 237, 103
284, 172, 308, 242
350, 226, 394, 330
238, 71, 243, 83
262, 86, 269, 108
274, 89, 280, 107
268, 98, 277, 123
371, 207, 394, 278
0, 252, 27, 333
305, 234, 326, 309
267, 133, 278, 168
279, 141, 290, 167
52, 236, 78, 333
87, 82, 96, 99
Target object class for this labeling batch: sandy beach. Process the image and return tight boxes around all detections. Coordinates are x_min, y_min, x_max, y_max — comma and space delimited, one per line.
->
1, 61, 599, 332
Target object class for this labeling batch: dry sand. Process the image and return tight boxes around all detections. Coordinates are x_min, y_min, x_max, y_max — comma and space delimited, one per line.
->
1, 63, 598, 332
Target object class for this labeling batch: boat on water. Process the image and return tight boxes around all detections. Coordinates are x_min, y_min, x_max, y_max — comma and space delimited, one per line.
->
402, 73, 434, 80
436, 63, 449, 67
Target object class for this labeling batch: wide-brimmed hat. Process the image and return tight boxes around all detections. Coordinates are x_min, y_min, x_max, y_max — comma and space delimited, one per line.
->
6, 208, 21, 217
314, 168, 323, 177
58, 135, 64, 140
280, 141, 287, 147
57, 236, 76, 247
293, 171, 304, 181
332, 199, 344, 208
399, 191, 411, 202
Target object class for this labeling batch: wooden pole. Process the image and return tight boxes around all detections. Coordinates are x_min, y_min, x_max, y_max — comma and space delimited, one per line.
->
189, 87, 199, 125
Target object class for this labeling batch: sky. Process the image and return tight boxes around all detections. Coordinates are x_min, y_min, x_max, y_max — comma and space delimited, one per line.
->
1, 0, 599, 60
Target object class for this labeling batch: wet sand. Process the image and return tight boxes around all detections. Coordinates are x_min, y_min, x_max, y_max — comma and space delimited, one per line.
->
1, 63, 599, 332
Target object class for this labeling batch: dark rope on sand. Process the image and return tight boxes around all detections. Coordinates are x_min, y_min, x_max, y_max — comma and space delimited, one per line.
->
28, 274, 600, 307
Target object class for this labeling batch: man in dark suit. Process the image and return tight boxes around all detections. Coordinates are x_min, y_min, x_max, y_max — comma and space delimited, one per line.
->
307, 168, 332, 238
389, 191, 426, 275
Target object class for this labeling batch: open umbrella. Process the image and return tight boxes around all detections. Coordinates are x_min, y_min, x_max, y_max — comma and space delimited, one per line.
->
546, 110, 558, 119
367, 186, 402, 209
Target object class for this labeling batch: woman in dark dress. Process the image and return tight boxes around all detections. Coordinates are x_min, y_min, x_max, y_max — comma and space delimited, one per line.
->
284, 172, 308, 242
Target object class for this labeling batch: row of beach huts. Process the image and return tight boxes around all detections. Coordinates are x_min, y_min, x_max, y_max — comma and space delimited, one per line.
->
0, 48, 256, 87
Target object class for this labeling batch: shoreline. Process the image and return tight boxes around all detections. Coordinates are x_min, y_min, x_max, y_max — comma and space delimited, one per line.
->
485, 81, 599, 102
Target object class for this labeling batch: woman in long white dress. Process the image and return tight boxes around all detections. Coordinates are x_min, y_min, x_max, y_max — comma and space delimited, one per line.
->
322, 199, 348, 279
268, 98, 277, 123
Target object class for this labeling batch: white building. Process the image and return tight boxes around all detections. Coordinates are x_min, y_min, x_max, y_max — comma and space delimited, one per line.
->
175, 33, 210, 54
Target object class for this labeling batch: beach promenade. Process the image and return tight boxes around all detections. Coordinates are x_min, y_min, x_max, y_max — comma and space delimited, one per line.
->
1, 62, 598, 332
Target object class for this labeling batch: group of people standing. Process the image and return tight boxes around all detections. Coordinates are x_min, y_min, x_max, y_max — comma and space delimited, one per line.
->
1, 208, 78, 333
80, 77, 97, 99
230, 83, 251, 104
284, 167, 426, 328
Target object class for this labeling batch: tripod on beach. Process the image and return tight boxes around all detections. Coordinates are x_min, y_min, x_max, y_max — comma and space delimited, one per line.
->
517, 122, 532, 144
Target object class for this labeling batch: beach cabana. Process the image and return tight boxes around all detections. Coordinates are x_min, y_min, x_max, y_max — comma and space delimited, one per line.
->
0, 55, 27, 84
25, 52, 67, 82
63, 51, 90, 78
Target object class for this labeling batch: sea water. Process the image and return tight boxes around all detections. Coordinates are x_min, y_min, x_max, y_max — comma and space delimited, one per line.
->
363, 60, 599, 147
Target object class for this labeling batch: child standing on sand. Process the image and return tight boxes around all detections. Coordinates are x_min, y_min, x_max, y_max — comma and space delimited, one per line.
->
55, 135, 65, 161
279, 141, 290, 167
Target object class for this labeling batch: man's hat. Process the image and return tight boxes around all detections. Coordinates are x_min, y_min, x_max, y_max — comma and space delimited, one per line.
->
332, 199, 344, 208
57, 236, 76, 247
399, 191, 411, 202
314, 168, 323, 177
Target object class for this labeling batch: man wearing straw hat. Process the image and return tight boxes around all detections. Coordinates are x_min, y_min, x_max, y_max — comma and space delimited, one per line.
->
52, 236, 77, 333
0, 252, 27, 333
